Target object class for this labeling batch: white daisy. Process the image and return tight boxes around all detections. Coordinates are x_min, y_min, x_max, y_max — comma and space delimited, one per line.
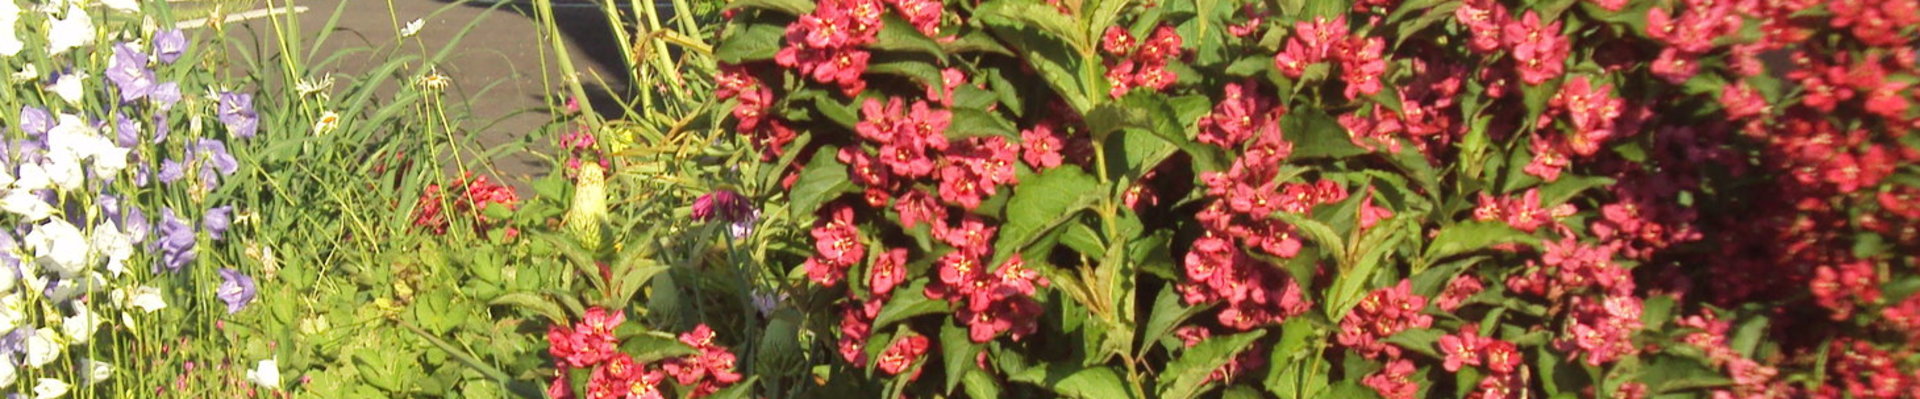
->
399, 18, 423, 38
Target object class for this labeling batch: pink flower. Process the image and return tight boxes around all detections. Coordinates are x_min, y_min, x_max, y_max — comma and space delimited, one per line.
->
1438, 327, 1487, 372
806, 204, 865, 286
877, 335, 930, 379
1020, 121, 1066, 169
869, 247, 909, 297
1363, 358, 1419, 399
1501, 11, 1569, 85
1338, 36, 1387, 100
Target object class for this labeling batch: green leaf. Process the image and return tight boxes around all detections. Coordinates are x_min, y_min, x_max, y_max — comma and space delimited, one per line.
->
714, 21, 786, 63
617, 332, 700, 363
1270, 211, 1347, 262
1140, 285, 1208, 355
723, 0, 814, 15
1423, 221, 1542, 263
872, 288, 947, 331
1730, 315, 1768, 359
961, 369, 1003, 399
1537, 175, 1614, 206
871, 15, 947, 58
944, 30, 1015, 55
1161, 330, 1269, 399
1381, 328, 1444, 359
1282, 109, 1367, 159
947, 107, 1020, 139
982, 11, 1091, 112
703, 376, 759, 399
487, 292, 568, 324
867, 59, 947, 95
1055, 367, 1136, 399
942, 321, 984, 393
978, 0, 1091, 54
788, 146, 853, 218
991, 166, 1102, 268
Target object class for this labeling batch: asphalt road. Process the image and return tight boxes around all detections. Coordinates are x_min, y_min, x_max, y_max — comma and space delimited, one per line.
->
231, 0, 633, 183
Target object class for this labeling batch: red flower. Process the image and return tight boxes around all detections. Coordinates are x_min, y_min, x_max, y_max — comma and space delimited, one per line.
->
1436, 274, 1484, 312
547, 307, 625, 368
1438, 327, 1487, 372
806, 204, 865, 286
1197, 81, 1285, 148
877, 334, 930, 379
1454, 0, 1508, 53
1502, 11, 1569, 85
892, 189, 946, 229
1020, 121, 1066, 169
1337, 280, 1433, 358
869, 247, 909, 297
1719, 82, 1769, 120
1338, 36, 1387, 100
1359, 190, 1394, 229
1363, 357, 1420, 399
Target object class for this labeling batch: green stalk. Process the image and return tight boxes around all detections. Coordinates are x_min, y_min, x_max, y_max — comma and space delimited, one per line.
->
534, 0, 601, 127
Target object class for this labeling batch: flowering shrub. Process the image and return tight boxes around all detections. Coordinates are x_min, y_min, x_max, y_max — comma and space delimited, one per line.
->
704, 0, 1920, 397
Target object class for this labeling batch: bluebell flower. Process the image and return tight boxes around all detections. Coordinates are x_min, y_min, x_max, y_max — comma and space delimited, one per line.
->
113, 112, 137, 147
216, 268, 255, 313
203, 205, 232, 241
151, 113, 171, 143
156, 208, 194, 272
0, 328, 28, 357
121, 206, 147, 246
156, 159, 183, 184
105, 42, 154, 102
152, 29, 186, 64
217, 92, 257, 139
150, 82, 180, 112
17, 107, 49, 138
189, 139, 237, 190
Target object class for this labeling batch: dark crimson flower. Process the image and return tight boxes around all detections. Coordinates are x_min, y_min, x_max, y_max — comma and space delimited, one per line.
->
806, 204, 865, 286
885, 0, 943, 37
691, 189, 753, 225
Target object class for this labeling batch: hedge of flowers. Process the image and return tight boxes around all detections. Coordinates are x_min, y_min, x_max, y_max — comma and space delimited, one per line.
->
685, 0, 1920, 397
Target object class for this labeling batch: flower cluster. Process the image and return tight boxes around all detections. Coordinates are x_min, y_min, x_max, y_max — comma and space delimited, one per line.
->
411, 173, 520, 237
547, 310, 741, 399
1100, 25, 1183, 98
1336, 280, 1432, 359
775, 0, 882, 96
660, 325, 743, 398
